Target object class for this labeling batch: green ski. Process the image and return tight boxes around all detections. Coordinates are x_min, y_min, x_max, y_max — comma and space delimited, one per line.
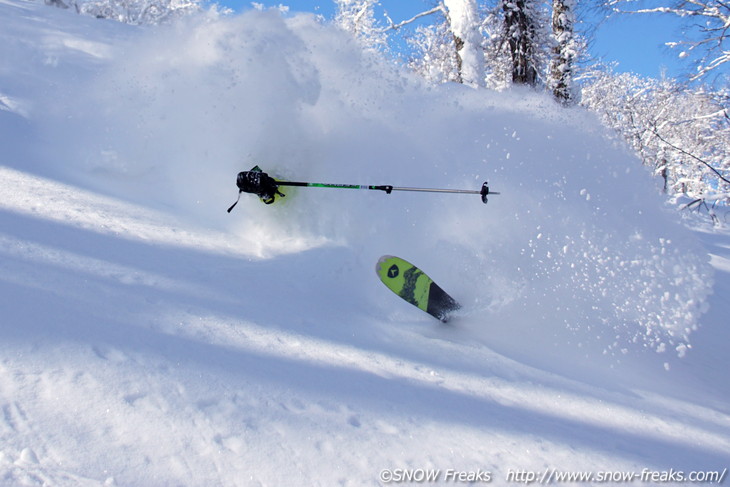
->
376, 255, 461, 322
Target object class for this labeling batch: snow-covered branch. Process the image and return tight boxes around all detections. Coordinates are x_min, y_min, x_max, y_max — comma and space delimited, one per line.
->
582, 68, 730, 210
67, 0, 201, 24
382, 5, 445, 32
650, 123, 730, 185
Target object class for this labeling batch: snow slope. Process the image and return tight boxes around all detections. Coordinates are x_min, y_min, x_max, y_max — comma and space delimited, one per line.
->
1, 1, 729, 485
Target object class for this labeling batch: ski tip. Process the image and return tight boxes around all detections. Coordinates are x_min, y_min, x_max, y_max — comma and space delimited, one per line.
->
375, 255, 398, 275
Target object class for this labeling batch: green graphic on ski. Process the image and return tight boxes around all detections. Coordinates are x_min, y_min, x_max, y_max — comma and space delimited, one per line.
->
376, 255, 461, 322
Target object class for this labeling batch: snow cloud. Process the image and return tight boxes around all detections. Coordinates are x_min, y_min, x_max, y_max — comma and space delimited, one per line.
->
38, 8, 713, 361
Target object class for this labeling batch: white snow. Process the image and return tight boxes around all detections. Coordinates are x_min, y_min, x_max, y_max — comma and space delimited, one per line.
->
443, 0, 485, 87
1, 1, 729, 485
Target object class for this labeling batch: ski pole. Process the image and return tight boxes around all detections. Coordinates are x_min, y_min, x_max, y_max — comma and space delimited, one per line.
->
228, 167, 499, 212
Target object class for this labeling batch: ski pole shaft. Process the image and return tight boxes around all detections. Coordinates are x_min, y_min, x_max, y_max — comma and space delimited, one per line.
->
389, 186, 500, 196
276, 180, 498, 203
276, 181, 393, 192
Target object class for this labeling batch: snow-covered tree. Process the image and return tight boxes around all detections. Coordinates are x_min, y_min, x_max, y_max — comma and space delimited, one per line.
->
443, 0, 486, 87
407, 19, 463, 85
482, 0, 579, 94
406, 1, 489, 87
500, 0, 541, 85
68, 0, 200, 24
480, 3, 513, 90
581, 67, 730, 214
549, 0, 576, 103
334, 0, 388, 51
335, 0, 582, 101
337, 1, 485, 87
407, 0, 552, 90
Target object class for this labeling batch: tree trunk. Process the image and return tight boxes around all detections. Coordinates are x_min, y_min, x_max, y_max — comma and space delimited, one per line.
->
444, 0, 485, 87
502, 0, 538, 85
550, 0, 574, 103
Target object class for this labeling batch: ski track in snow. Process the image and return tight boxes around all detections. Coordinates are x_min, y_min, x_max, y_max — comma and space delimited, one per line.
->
1, 1, 729, 485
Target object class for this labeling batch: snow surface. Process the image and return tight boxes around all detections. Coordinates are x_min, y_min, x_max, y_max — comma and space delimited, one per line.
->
1, 1, 729, 485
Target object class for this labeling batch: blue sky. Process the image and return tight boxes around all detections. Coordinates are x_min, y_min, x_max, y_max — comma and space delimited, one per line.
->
226, 0, 688, 80
592, 12, 687, 79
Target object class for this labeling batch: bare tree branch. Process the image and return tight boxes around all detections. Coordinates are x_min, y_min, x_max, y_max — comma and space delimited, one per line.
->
651, 123, 730, 185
